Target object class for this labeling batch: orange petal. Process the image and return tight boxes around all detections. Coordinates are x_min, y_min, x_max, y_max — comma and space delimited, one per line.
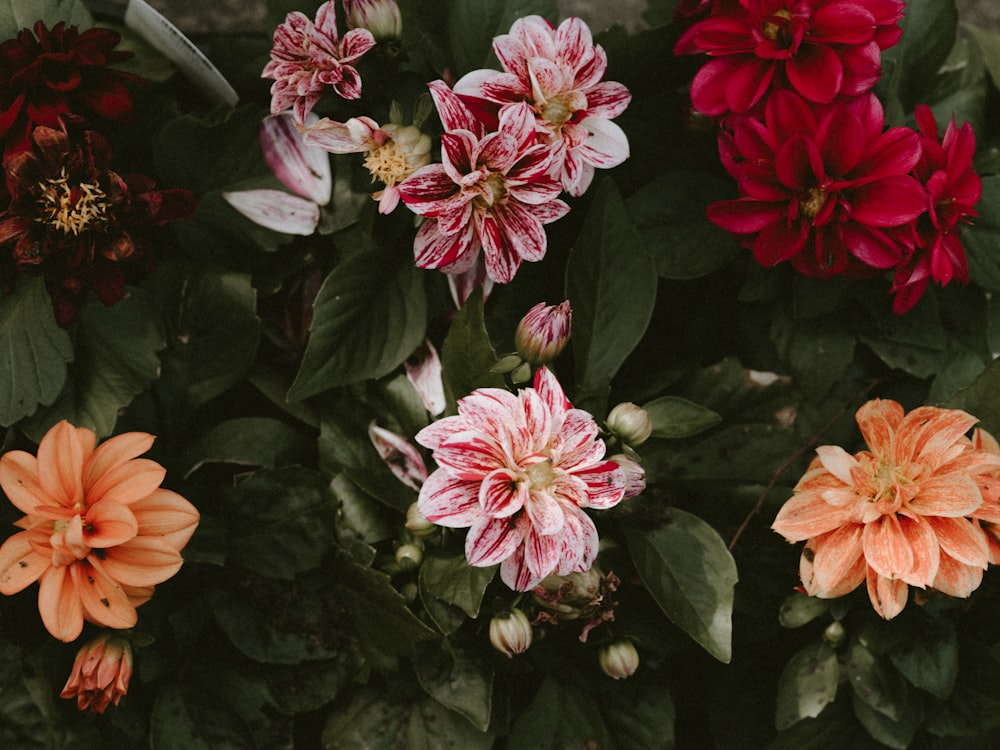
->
772, 490, 855, 541
84, 500, 138, 548
38, 565, 84, 642
909, 474, 983, 518
99, 537, 183, 588
37, 421, 92, 509
122, 583, 155, 609
862, 514, 915, 580
930, 516, 990, 567
83, 431, 156, 492
896, 514, 940, 587
0, 531, 50, 594
866, 567, 908, 619
86, 458, 166, 507
72, 560, 137, 630
932, 550, 984, 598
856, 399, 903, 456
807, 524, 865, 596
907, 407, 978, 463
814, 445, 858, 485
0, 451, 49, 515
130, 489, 200, 550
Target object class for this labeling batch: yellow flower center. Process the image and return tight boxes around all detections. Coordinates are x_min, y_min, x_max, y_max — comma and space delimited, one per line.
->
799, 187, 827, 220
526, 459, 557, 491
36, 168, 110, 235
762, 9, 793, 43
540, 95, 574, 126
474, 173, 508, 209
364, 141, 411, 186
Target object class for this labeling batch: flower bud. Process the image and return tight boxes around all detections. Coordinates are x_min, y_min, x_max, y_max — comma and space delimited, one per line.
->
606, 402, 652, 447
599, 640, 639, 680
489, 608, 533, 658
514, 301, 571, 365
823, 620, 846, 648
343, 0, 403, 41
395, 543, 423, 570
405, 502, 437, 539
60, 632, 133, 713
608, 454, 645, 499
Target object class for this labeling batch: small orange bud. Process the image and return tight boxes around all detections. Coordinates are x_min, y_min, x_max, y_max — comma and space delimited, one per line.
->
60, 632, 133, 713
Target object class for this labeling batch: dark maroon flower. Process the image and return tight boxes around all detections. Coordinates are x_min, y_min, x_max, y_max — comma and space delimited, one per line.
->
674, 0, 905, 117
0, 21, 142, 157
889, 106, 982, 314
0, 126, 196, 326
706, 91, 926, 277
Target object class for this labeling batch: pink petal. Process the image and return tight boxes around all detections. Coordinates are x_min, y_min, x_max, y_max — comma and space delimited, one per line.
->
368, 423, 428, 491
74, 559, 137, 630
413, 219, 479, 273
862, 514, 914, 580
0, 532, 49, 594
84, 500, 138, 548
525, 490, 565, 536
523, 524, 560, 580
0, 451, 48, 515
808, 524, 865, 595
785, 44, 842, 103
404, 340, 447, 416
98, 537, 185, 588
466, 514, 525, 567
931, 550, 984, 598
428, 80, 482, 135
38, 565, 84, 642
480, 467, 528, 518
418, 470, 483, 527
222, 189, 319, 234
931, 516, 989, 567
261, 113, 333, 204
866, 568, 908, 619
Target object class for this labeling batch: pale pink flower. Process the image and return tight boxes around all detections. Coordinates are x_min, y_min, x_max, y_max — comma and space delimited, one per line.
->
262, 1, 376, 123
772, 399, 1000, 619
454, 16, 631, 196
398, 80, 569, 284
368, 422, 428, 491
404, 339, 446, 416
416, 367, 626, 591
515, 300, 572, 365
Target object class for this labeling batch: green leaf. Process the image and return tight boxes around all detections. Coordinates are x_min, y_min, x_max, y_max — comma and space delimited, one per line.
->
857, 290, 948, 378
440, 286, 506, 405
150, 683, 255, 750
851, 689, 922, 750
265, 653, 367, 714
965, 23, 1000, 88
0, 0, 91, 38
24, 287, 165, 439
0, 278, 72, 427
624, 508, 738, 663
331, 473, 398, 544
289, 243, 427, 400
414, 639, 494, 732
846, 638, 907, 721
507, 677, 611, 749
626, 171, 739, 279
602, 683, 676, 750
775, 642, 840, 730
567, 179, 657, 411
771, 315, 856, 402
963, 176, 1000, 292
945, 357, 1000, 436
778, 593, 830, 629
322, 688, 494, 750
223, 467, 337, 580
447, 0, 557, 74
889, 616, 959, 700
178, 417, 312, 477
669, 422, 799, 485
419, 551, 495, 620
643, 395, 722, 439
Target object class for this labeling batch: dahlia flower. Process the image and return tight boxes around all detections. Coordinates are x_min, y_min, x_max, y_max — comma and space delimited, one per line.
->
771, 399, 1000, 619
262, 1, 376, 123
453, 15, 631, 196
0, 21, 141, 157
60, 631, 133, 713
398, 80, 569, 284
0, 421, 200, 642
889, 105, 981, 314
706, 91, 926, 277
674, 0, 905, 117
0, 126, 196, 326
416, 367, 626, 591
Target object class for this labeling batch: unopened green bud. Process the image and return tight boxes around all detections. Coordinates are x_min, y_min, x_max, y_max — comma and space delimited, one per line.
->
489, 608, 533, 658
599, 640, 639, 680
606, 403, 652, 447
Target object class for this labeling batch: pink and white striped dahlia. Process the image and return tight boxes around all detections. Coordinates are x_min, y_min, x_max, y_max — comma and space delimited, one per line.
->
707, 91, 926, 277
262, 1, 375, 123
453, 15, 631, 197
398, 80, 569, 284
889, 105, 982, 314
416, 367, 627, 591
674, 0, 905, 117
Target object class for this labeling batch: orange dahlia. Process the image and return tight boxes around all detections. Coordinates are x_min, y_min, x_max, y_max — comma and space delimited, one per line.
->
0, 421, 199, 641
772, 399, 1000, 619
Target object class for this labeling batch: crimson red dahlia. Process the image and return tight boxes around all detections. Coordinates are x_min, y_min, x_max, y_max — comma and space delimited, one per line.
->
706, 91, 926, 278
0, 126, 196, 326
674, 0, 905, 117
0, 21, 141, 158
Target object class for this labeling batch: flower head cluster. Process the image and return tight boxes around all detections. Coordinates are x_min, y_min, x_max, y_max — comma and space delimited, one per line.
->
453, 15, 632, 196
262, 1, 376, 123
771, 399, 1000, 619
0, 21, 141, 158
674, 0, 905, 117
60, 631, 133, 713
0, 125, 196, 326
416, 367, 627, 591
0, 421, 200, 641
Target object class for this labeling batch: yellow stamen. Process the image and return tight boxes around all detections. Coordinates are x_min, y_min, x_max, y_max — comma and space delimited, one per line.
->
364, 141, 411, 186
36, 168, 110, 235
762, 9, 793, 42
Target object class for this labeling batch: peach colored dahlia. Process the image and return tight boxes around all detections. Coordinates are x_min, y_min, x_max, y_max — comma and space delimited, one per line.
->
0, 421, 199, 641
772, 399, 1000, 619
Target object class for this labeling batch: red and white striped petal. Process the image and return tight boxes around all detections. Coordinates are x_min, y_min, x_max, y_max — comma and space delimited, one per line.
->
413, 218, 479, 273
577, 117, 630, 169
572, 462, 627, 510
480, 467, 528, 518
466, 513, 526, 567
525, 490, 565, 536
433, 429, 507, 480
261, 112, 333, 204
555, 505, 599, 574
523, 524, 560, 580
222, 189, 319, 235
418, 470, 482, 527
428, 79, 483, 135
404, 340, 447, 416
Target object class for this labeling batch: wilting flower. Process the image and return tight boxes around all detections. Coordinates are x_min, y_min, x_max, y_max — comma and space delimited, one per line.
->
532, 564, 620, 642
0, 421, 200, 641
599, 639, 639, 679
673, 0, 905, 117
399, 80, 569, 285
706, 91, 926, 278
343, 0, 403, 42
889, 105, 981, 314
771, 399, 1000, 619
416, 367, 626, 591
0, 21, 142, 157
515, 300, 572, 365
489, 607, 533, 657
300, 116, 432, 213
368, 421, 428, 491
262, 1, 376, 123
59, 631, 133, 713
454, 16, 631, 196
0, 126, 196, 326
